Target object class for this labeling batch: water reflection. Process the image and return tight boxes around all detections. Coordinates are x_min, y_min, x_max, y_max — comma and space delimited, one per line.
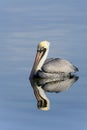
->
29, 75, 79, 111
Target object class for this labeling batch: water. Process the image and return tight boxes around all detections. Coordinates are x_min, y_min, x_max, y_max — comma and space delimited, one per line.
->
0, 0, 87, 130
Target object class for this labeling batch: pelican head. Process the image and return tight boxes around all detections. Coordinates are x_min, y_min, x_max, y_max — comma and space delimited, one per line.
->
30, 41, 50, 78
37, 41, 50, 51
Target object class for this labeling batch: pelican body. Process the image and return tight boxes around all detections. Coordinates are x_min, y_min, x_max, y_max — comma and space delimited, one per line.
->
30, 41, 78, 79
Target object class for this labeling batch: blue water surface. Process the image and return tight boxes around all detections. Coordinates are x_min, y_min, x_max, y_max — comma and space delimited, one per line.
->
0, 0, 87, 130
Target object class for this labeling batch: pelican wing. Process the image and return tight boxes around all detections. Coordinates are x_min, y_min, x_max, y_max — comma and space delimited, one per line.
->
42, 58, 78, 73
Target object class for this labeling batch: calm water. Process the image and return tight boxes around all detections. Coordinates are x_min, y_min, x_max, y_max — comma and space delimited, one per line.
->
0, 0, 87, 130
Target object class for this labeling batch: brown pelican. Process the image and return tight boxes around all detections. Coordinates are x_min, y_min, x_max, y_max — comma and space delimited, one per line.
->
30, 41, 78, 79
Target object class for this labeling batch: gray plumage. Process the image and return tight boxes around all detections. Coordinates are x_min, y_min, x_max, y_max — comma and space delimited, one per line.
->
43, 58, 78, 73
37, 58, 78, 78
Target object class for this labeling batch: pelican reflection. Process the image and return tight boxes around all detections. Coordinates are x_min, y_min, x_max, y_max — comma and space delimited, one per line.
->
30, 78, 50, 111
29, 75, 78, 111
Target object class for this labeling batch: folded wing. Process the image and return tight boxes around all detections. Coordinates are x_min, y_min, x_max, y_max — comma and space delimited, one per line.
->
42, 58, 78, 74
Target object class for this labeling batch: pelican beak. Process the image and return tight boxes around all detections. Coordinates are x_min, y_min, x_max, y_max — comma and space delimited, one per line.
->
34, 50, 43, 67
30, 50, 44, 78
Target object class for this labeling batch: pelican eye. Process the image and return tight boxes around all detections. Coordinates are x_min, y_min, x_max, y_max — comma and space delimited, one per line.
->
37, 47, 46, 53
